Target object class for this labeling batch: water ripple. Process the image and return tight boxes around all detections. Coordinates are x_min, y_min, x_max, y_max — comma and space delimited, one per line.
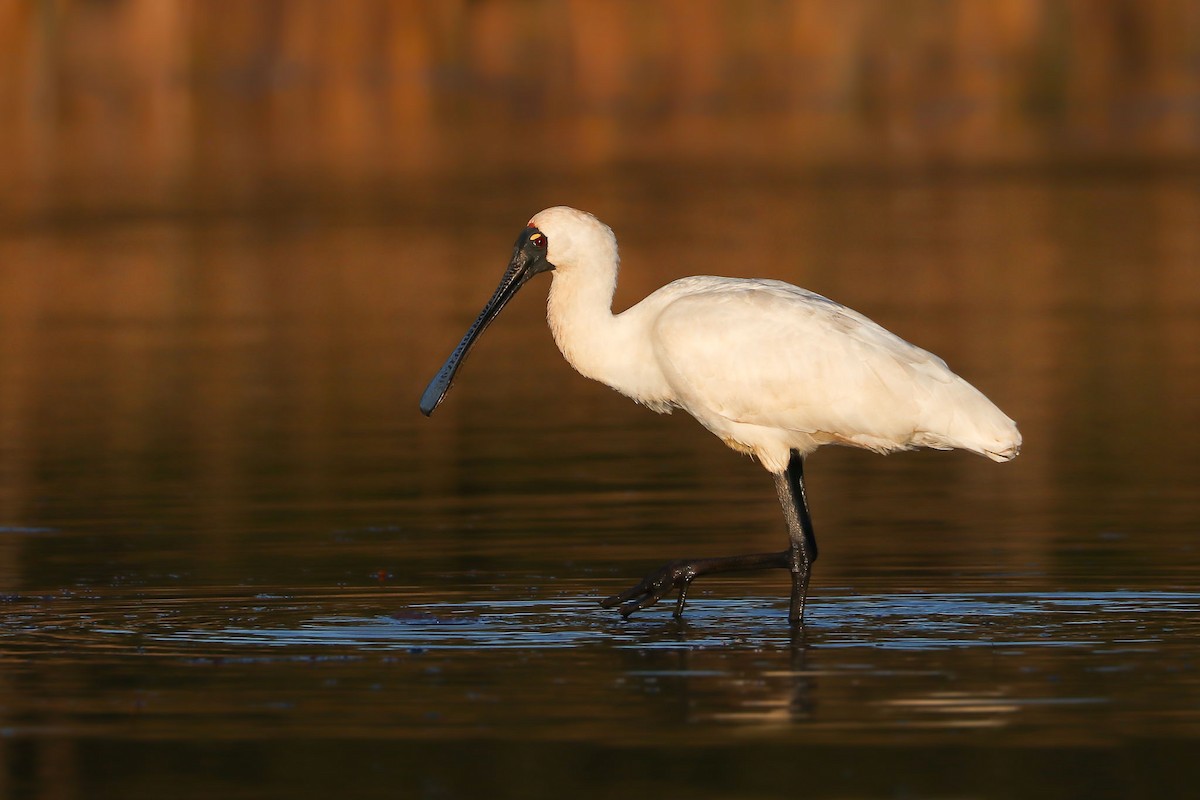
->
0, 590, 1194, 657
137, 590, 1200, 654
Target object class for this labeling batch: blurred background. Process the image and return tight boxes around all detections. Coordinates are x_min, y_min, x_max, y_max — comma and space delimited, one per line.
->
3, 0, 1200, 214
1, 0, 1197, 570
1, 2, 1199, 798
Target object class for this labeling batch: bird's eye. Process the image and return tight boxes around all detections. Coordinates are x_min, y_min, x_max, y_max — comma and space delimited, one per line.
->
531, 233, 547, 249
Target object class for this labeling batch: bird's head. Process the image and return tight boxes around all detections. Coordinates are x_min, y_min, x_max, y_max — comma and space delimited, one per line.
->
525, 206, 617, 276
419, 206, 609, 416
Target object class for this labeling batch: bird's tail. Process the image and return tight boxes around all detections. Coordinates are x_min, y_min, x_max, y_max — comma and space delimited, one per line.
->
914, 378, 1022, 462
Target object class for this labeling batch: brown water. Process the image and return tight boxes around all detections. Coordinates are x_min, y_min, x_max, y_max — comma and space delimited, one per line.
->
1, 168, 1199, 798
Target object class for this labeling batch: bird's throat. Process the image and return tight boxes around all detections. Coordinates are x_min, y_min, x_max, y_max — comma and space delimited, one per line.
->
546, 269, 621, 384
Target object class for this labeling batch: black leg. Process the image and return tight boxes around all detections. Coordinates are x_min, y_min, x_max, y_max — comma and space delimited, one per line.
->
599, 550, 791, 618
599, 450, 819, 622
776, 451, 818, 623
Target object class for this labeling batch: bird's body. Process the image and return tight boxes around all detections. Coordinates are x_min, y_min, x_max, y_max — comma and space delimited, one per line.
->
539, 207, 1019, 473
420, 206, 1020, 623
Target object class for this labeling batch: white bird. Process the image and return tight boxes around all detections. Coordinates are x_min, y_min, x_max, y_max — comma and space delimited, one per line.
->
421, 206, 1021, 624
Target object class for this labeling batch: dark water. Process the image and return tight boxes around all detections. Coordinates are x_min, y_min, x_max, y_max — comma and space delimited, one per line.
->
1, 170, 1199, 798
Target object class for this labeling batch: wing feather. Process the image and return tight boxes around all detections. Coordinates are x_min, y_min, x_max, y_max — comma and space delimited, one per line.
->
650, 279, 959, 446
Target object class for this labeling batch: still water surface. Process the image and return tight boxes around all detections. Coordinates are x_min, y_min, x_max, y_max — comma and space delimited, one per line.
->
0, 169, 1198, 797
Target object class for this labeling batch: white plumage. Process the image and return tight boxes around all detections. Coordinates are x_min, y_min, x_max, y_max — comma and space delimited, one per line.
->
421, 205, 1021, 623
534, 206, 1020, 473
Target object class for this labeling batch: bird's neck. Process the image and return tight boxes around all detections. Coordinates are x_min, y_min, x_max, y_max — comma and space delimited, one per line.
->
546, 255, 622, 385
545, 251, 674, 410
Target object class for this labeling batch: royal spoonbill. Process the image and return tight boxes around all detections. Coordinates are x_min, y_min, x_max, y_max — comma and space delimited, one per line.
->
420, 206, 1020, 623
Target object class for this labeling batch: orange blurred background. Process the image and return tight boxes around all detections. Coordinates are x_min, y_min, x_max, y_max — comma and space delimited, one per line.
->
2, 0, 1199, 217
0, 1, 1198, 564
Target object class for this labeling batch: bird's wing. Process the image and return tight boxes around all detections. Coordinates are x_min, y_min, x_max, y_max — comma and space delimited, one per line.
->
650, 279, 957, 440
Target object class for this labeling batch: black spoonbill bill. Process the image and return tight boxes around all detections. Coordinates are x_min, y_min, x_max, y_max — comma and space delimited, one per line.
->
420, 206, 1020, 624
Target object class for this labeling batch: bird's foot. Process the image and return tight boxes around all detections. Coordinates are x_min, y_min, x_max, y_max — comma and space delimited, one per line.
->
599, 560, 699, 619
601, 550, 795, 619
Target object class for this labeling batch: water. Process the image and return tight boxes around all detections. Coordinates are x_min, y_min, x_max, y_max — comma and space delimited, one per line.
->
1, 169, 1199, 798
